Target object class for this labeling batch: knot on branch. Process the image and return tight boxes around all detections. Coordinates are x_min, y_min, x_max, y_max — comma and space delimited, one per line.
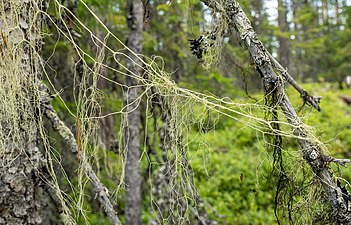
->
304, 145, 326, 171
309, 149, 319, 160
96, 186, 109, 198
300, 90, 322, 111
306, 147, 350, 172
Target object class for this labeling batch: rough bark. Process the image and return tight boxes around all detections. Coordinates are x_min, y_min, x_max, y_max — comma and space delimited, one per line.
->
124, 0, 144, 225
0, 1, 44, 224
202, 0, 351, 223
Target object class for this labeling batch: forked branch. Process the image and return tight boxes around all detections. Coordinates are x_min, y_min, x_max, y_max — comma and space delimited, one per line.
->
267, 52, 322, 111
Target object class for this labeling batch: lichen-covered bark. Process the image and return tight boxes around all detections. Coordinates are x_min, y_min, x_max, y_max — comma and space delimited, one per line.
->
124, 1, 144, 225
0, 145, 42, 225
0, 0, 44, 224
202, 0, 351, 223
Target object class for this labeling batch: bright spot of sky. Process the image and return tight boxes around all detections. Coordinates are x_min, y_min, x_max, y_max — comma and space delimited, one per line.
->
203, 0, 351, 26
264, 0, 351, 22
265, 0, 278, 21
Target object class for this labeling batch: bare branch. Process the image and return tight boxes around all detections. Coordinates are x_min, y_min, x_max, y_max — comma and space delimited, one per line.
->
324, 156, 351, 167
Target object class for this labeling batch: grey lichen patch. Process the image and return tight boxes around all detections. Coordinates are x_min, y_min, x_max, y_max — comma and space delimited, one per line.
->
22, 53, 29, 60
8, 167, 17, 173
9, 28, 24, 44
28, 32, 41, 41
19, 18, 29, 29
13, 202, 29, 217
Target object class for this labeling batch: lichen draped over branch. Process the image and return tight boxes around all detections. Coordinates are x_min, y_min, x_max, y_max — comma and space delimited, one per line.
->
197, 0, 351, 223
2, 0, 350, 224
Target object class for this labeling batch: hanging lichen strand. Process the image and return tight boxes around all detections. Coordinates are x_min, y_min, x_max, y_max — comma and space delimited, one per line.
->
197, 0, 351, 223
44, 0, 350, 223
2, 0, 349, 224
40, 1, 264, 224
189, 0, 228, 70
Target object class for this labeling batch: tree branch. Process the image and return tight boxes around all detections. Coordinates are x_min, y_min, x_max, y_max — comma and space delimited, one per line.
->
201, 0, 351, 223
324, 156, 351, 167
38, 82, 122, 225
202, 0, 322, 111
267, 52, 322, 111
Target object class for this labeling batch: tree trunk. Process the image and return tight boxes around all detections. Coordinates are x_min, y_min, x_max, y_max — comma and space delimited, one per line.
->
277, 0, 290, 70
290, 1, 302, 79
124, 0, 144, 225
322, 0, 329, 25
250, 0, 264, 33
335, 0, 340, 25
0, 0, 43, 224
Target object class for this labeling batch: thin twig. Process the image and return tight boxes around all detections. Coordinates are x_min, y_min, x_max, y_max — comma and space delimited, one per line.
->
267, 52, 322, 111
324, 156, 351, 167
